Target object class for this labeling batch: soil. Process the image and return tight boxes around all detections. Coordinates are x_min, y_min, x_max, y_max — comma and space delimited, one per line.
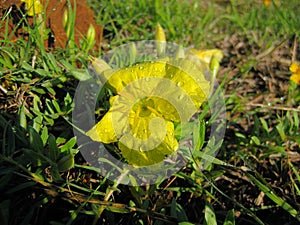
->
0, 0, 103, 49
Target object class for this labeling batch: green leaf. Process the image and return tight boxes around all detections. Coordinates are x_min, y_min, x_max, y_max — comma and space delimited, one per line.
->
18, 104, 27, 130
105, 205, 130, 213
245, 172, 299, 221
41, 126, 48, 146
60, 137, 77, 153
33, 115, 43, 133
35, 68, 48, 77
29, 126, 44, 153
0, 116, 15, 156
57, 154, 74, 172
0, 200, 10, 225
61, 60, 91, 81
259, 117, 269, 134
250, 136, 260, 145
170, 198, 188, 222
45, 52, 60, 73
51, 99, 61, 113
204, 202, 217, 225
276, 120, 285, 141
21, 61, 34, 72
223, 209, 235, 225
193, 119, 205, 150
48, 134, 59, 162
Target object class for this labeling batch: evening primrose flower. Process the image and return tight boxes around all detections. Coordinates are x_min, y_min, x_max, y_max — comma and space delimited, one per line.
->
263, 0, 280, 7
290, 62, 300, 85
263, 0, 271, 6
187, 49, 223, 66
186, 48, 223, 96
21, 0, 43, 16
87, 59, 210, 166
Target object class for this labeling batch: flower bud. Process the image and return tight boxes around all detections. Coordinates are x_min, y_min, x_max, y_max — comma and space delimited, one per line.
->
86, 24, 96, 49
91, 57, 111, 77
155, 23, 166, 56
62, 9, 69, 31
175, 45, 185, 59
129, 42, 137, 65
209, 55, 220, 75
155, 23, 166, 42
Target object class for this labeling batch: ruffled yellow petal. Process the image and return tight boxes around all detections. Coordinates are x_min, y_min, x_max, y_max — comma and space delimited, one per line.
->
290, 74, 300, 85
119, 120, 178, 166
86, 95, 129, 144
290, 62, 300, 73
21, 0, 43, 16
187, 49, 223, 65
106, 62, 166, 93
86, 111, 118, 143
164, 59, 210, 110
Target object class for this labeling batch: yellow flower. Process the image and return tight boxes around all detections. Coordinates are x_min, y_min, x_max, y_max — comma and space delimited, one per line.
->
87, 59, 210, 166
290, 62, 300, 85
187, 49, 223, 66
21, 0, 43, 16
263, 0, 280, 7
263, 0, 271, 6
186, 48, 223, 96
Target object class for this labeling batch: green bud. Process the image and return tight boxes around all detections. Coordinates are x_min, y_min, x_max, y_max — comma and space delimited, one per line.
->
129, 42, 137, 65
91, 57, 111, 76
175, 45, 185, 59
62, 9, 69, 31
155, 23, 166, 42
155, 23, 166, 57
86, 24, 96, 50
210, 55, 220, 76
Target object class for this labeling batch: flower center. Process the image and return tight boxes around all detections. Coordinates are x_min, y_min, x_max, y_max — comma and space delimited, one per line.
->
133, 97, 156, 117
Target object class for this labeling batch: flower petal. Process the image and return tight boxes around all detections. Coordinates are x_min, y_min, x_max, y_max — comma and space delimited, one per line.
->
290, 62, 300, 73
164, 59, 210, 109
154, 97, 180, 122
290, 74, 300, 85
21, 0, 44, 16
187, 49, 223, 65
119, 120, 178, 166
107, 62, 166, 93
86, 111, 118, 143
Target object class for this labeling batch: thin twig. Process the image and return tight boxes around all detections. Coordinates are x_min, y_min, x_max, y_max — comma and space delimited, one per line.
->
292, 35, 298, 62
246, 103, 300, 112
